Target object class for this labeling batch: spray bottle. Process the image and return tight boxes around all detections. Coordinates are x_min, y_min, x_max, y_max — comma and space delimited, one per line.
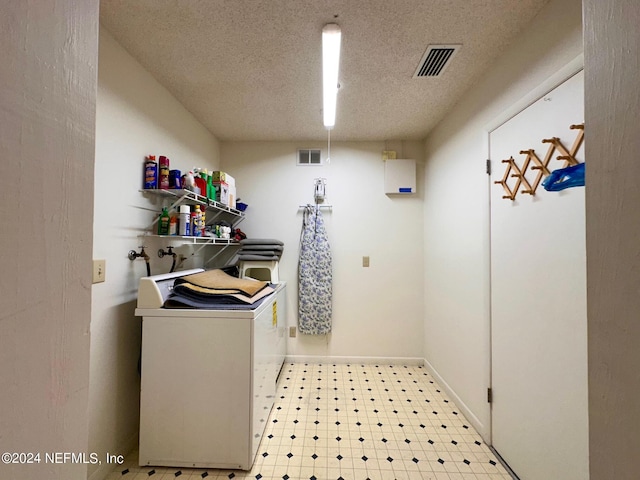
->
144, 155, 157, 189
178, 205, 190, 236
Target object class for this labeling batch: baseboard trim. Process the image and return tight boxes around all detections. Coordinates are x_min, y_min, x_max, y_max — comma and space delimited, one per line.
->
489, 444, 520, 479
422, 357, 488, 440
284, 355, 425, 366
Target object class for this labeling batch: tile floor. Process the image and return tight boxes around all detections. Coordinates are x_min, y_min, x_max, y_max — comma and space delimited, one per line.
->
107, 363, 513, 480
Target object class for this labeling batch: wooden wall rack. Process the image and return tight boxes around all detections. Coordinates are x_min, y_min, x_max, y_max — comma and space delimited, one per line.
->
494, 123, 584, 201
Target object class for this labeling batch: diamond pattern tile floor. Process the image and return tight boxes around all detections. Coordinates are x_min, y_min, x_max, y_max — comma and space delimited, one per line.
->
109, 363, 513, 480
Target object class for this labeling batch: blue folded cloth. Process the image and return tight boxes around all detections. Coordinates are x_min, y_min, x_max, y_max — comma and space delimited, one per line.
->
542, 163, 585, 191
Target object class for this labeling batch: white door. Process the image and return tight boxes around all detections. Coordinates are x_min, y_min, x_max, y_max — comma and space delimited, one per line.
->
489, 71, 588, 479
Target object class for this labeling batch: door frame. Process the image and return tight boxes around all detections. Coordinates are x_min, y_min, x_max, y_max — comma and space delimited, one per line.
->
481, 54, 584, 445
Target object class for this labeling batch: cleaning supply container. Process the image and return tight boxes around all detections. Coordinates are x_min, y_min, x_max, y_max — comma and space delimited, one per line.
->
144, 155, 157, 189
178, 205, 190, 236
159, 156, 170, 189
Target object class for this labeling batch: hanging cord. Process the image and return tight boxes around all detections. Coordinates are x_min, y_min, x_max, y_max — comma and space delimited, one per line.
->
158, 246, 178, 273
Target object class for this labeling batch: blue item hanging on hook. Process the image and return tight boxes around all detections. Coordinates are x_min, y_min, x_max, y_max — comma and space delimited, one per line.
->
542, 162, 585, 192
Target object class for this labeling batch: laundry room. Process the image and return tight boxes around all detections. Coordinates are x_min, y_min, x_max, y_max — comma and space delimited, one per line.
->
4, 0, 640, 480
91, 0, 583, 476
92, 20, 426, 477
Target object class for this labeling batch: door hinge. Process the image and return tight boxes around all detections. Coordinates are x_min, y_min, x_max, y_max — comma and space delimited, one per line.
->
487, 387, 493, 403
486, 159, 491, 175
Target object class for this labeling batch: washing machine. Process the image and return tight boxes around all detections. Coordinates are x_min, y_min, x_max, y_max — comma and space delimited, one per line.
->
135, 269, 287, 470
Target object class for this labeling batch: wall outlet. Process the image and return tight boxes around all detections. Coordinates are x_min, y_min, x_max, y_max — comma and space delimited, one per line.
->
362, 256, 370, 267
289, 326, 297, 338
93, 259, 106, 284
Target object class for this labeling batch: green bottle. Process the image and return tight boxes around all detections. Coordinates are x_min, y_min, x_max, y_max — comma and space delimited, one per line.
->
158, 207, 170, 235
207, 172, 214, 200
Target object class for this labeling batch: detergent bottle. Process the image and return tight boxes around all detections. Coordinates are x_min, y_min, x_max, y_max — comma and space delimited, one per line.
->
193, 168, 207, 197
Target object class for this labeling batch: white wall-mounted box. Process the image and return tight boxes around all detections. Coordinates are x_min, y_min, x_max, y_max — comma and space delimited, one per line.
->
384, 159, 416, 194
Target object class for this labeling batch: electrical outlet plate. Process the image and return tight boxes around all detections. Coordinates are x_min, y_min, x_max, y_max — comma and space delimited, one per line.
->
93, 259, 106, 284
289, 326, 297, 338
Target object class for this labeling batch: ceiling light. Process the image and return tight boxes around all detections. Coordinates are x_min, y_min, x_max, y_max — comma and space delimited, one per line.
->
322, 23, 341, 129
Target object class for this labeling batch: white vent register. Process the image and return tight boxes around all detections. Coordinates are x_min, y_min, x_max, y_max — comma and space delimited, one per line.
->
414, 44, 460, 78
384, 159, 416, 195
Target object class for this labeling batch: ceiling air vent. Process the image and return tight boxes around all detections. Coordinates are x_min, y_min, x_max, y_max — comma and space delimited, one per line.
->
413, 44, 460, 78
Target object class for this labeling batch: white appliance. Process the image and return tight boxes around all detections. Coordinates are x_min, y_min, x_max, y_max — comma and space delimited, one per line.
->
135, 269, 287, 470
384, 159, 416, 194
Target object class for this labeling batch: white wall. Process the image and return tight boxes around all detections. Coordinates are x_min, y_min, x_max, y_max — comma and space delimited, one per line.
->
584, 1, 640, 477
0, 1, 98, 479
221, 141, 424, 361
422, 0, 583, 439
89, 27, 221, 480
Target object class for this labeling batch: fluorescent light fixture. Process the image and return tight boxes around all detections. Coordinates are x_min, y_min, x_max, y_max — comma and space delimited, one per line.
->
322, 23, 341, 128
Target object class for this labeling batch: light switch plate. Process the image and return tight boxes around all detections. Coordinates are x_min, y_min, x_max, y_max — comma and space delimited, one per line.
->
93, 259, 106, 284
363, 256, 370, 267
289, 326, 297, 338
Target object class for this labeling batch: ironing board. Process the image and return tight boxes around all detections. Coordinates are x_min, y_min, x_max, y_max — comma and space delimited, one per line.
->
298, 205, 332, 334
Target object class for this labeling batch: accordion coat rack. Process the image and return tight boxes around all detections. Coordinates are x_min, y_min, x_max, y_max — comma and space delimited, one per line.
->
494, 123, 584, 200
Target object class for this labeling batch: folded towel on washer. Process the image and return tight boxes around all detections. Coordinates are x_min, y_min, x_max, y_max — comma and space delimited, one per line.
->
237, 254, 280, 261
165, 283, 275, 308
240, 238, 284, 246
239, 244, 284, 251
237, 250, 281, 257
163, 292, 273, 309
174, 268, 269, 297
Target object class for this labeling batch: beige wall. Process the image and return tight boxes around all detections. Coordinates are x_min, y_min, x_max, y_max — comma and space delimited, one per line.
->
422, 0, 583, 439
89, 27, 221, 480
584, 0, 640, 477
0, 1, 98, 479
221, 141, 425, 361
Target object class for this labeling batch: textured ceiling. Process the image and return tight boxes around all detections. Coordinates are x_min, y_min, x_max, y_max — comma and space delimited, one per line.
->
100, 0, 550, 142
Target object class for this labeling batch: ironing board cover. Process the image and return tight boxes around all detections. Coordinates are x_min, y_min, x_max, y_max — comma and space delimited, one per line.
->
298, 205, 332, 334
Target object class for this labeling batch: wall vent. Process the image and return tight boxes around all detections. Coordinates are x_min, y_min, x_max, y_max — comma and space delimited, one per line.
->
413, 44, 460, 78
297, 149, 322, 166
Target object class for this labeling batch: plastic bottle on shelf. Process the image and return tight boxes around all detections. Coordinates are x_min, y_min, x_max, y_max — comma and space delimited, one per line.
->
157, 207, 170, 235
194, 169, 207, 198
169, 210, 178, 236
178, 205, 190, 236
211, 182, 218, 203
191, 209, 200, 237
144, 155, 157, 189
194, 205, 203, 237
201, 207, 206, 236
159, 156, 170, 189
183, 171, 196, 193
169, 169, 182, 189
199, 169, 210, 199
206, 171, 214, 200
